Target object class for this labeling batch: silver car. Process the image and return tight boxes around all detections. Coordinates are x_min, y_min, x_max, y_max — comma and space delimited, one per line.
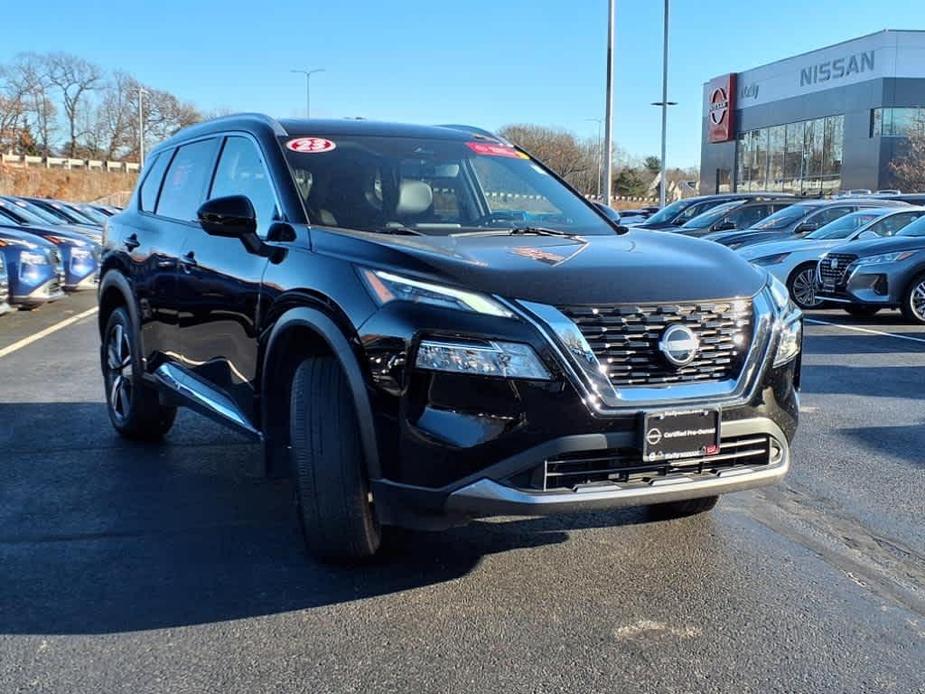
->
738, 207, 925, 309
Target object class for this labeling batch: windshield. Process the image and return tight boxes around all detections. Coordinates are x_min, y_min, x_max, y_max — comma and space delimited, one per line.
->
281, 135, 614, 236
0, 201, 30, 225
644, 198, 698, 225
806, 211, 884, 240
898, 217, 925, 238
4, 199, 61, 225
72, 204, 108, 224
680, 200, 745, 229
751, 204, 814, 229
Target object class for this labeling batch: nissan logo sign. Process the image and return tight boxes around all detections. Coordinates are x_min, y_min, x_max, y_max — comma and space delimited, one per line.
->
658, 325, 700, 367
709, 87, 729, 126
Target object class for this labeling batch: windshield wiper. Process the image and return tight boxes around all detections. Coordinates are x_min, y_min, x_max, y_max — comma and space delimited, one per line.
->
376, 224, 423, 236
507, 226, 585, 240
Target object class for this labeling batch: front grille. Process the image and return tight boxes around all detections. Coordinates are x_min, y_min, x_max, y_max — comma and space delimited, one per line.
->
818, 253, 856, 287
534, 434, 774, 492
559, 300, 752, 387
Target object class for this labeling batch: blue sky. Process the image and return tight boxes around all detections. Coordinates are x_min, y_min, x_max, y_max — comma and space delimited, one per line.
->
4, 1, 923, 167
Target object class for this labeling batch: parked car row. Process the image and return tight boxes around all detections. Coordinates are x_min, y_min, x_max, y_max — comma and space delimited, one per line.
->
0, 196, 113, 312
624, 192, 925, 323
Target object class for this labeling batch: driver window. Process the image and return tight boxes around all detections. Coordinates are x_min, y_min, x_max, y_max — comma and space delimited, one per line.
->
210, 136, 279, 236
869, 212, 921, 236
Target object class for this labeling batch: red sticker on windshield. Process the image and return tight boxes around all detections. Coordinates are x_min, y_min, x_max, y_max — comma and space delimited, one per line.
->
466, 142, 529, 159
286, 137, 336, 153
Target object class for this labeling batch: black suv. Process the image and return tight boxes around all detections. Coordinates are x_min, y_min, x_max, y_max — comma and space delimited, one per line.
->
98, 115, 803, 561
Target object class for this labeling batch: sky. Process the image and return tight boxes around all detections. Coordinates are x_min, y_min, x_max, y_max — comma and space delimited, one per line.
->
3, 0, 924, 168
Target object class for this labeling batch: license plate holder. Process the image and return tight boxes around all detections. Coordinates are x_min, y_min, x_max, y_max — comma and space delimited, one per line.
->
642, 408, 721, 462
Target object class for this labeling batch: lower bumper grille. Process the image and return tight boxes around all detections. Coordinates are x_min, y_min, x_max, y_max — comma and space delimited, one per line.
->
536, 434, 774, 491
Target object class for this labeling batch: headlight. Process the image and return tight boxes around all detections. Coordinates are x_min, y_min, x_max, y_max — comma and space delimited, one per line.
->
854, 251, 917, 266
416, 339, 551, 380
20, 250, 49, 266
766, 275, 802, 367
360, 269, 513, 318
751, 252, 791, 266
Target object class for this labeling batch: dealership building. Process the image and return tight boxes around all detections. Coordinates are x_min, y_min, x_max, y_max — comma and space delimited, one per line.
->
700, 30, 925, 195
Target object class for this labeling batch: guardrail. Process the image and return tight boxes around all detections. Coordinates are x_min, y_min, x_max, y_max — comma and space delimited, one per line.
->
0, 154, 140, 172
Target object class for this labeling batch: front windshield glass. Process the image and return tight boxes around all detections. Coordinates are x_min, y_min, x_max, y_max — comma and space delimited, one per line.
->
0, 201, 30, 224
72, 205, 108, 224
281, 135, 614, 236
898, 217, 925, 238
752, 204, 814, 230
680, 200, 744, 229
806, 211, 884, 240
644, 198, 696, 226
4, 199, 61, 225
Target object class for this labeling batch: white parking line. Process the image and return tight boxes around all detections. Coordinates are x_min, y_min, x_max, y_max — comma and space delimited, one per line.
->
806, 318, 925, 346
0, 306, 98, 360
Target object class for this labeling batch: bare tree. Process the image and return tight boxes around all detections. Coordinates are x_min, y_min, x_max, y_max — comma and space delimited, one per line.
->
889, 112, 925, 192
44, 53, 102, 157
499, 124, 597, 194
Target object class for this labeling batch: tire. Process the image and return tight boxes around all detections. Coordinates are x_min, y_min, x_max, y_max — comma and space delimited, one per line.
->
101, 307, 176, 440
289, 356, 382, 562
843, 305, 881, 318
900, 272, 925, 325
787, 264, 825, 310
649, 495, 719, 520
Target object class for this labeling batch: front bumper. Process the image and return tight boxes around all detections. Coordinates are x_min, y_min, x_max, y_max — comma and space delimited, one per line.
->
816, 263, 910, 306
12, 278, 65, 306
373, 416, 790, 528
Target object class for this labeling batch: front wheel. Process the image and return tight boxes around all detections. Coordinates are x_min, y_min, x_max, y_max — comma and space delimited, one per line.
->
649, 495, 719, 520
102, 307, 176, 440
289, 356, 382, 562
787, 264, 825, 310
843, 305, 881, 318
900, 273, 925, 324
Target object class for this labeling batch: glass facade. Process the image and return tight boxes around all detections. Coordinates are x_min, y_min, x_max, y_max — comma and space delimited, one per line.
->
871, 107, 925, 137
736, 115, 844, 194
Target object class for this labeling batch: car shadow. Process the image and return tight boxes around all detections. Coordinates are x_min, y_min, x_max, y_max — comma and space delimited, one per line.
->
0, 401, 656, 635
836, 422, 925, 469
801, 364, 925, 399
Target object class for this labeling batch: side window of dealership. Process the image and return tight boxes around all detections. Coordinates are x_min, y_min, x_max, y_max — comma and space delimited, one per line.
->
700, 30, 925, 195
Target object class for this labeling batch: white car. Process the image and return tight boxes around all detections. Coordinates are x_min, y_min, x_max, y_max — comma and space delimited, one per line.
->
738, 207, 925, 309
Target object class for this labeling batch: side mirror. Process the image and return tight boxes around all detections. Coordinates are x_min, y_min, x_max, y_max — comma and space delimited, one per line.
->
713, 221, 736, 231
198, 195, 257, 238
795, 221, 820, 233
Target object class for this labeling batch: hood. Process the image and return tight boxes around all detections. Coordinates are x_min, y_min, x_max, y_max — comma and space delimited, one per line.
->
738, 237, 842, 260
631, 221, 679, 231
0, 225, 55, 250
313, 228, 766, 304
16, 224, 94, 247
707, 230, 789, 249
832, 234, 925, 257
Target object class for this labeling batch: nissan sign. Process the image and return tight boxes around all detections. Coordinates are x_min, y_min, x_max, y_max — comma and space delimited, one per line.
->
707, 74, 736, 142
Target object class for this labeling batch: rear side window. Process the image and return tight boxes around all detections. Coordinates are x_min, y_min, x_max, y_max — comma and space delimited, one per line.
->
209, 137, 279, 234
729, 204, 767, 228
139, 152, 169, 212
156, 138, 221, 222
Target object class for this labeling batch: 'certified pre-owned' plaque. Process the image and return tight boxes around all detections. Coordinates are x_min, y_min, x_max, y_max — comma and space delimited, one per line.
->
642, 409, 721, 462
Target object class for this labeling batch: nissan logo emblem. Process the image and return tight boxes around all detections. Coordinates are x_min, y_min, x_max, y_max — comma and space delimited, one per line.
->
646, 428, 663, 446
709, 87, 728, 126
658, 324, 700, 367
830, 258, 838, 270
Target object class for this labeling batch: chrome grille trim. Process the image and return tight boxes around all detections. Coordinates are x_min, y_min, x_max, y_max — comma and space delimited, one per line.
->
508, 290, 776, 414
817, 253, 857, 287
558, 300, 752, 387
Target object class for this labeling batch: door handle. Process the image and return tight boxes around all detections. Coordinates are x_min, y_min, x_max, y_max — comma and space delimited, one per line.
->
123, 233, 140, 251
180, 250, 198, 272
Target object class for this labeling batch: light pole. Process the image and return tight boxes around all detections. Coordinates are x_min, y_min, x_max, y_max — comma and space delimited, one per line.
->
651, 0, 677, 207
603, 0, 615, 206
585, 117, 603, 198
291, 68, 325, 119
136, 87, 148, 166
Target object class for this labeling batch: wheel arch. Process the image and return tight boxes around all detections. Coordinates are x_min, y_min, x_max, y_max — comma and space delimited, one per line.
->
260, 306, 381, 479
97, 270, 139, 338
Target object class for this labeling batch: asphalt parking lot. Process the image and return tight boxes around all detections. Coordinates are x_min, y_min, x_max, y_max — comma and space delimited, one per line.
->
1, 291, 923, 693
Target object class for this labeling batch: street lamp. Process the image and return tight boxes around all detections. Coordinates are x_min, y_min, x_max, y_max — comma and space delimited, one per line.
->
585, 117, 603, 199
603, 0, 615, 206
652, 0, 675, 207
290, 68, 325, 119
136, 87, 148, 166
